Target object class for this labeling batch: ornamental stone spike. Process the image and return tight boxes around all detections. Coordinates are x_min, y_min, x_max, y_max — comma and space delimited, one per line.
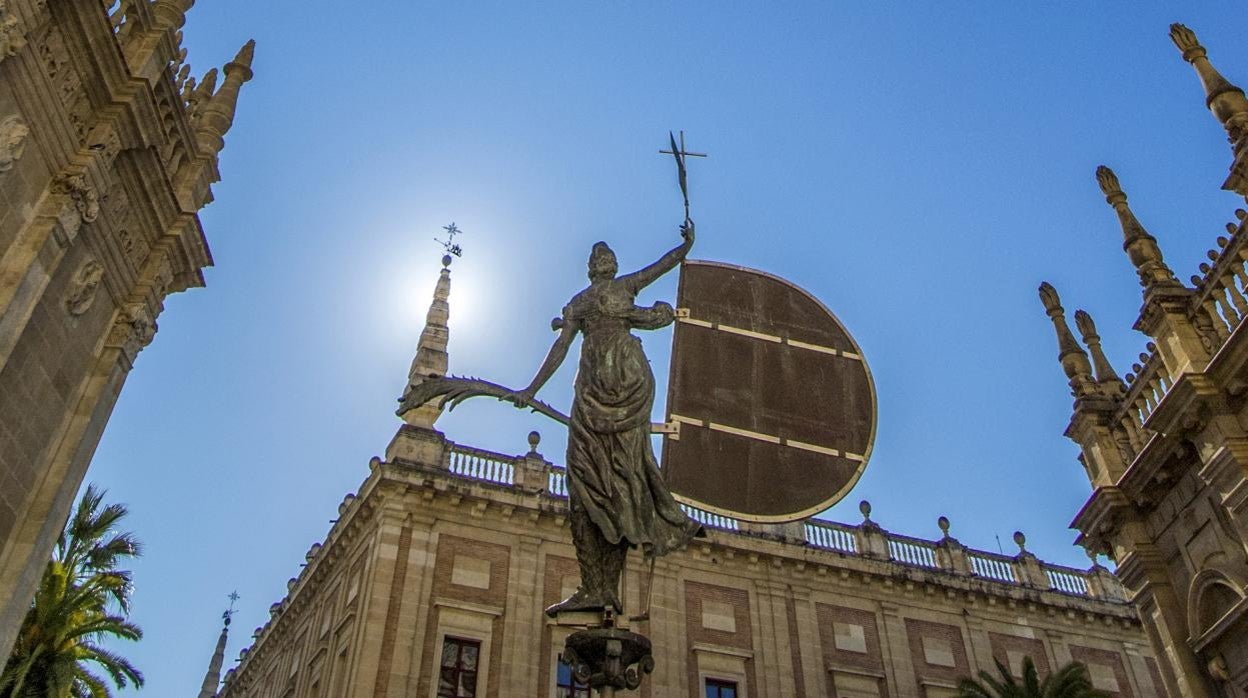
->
1095, 166, 1180, 291
198, 609, 231, 698
399, 255, 454, 427
195, 40, 255, 156
1170, 24, 1248, 195
1074, 309, 1124, 390
1039, 282, 1095, 396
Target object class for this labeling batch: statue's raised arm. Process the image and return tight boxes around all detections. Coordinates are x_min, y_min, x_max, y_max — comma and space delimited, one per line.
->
619, 220, 694, 293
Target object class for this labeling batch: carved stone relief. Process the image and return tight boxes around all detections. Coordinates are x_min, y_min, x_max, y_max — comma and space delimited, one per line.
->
53, 173, 100, 240
107, 303, 157, 364
64, 259, 104, 316
0, 1, 26, 62
0, 114, 28, 172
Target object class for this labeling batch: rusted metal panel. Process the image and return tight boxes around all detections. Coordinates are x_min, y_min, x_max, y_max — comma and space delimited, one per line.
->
662, 260, 877, 522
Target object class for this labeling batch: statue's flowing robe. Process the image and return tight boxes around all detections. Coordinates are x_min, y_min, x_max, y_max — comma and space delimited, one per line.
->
563, 279, 701, 557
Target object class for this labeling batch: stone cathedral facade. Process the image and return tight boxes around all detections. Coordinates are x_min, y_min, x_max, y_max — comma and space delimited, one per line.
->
0, 0, 252, 660
217, 259, 1165, 698
1038, 25, 1248, 697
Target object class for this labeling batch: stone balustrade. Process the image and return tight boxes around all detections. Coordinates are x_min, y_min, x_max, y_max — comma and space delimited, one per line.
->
442, 440, 1126, 603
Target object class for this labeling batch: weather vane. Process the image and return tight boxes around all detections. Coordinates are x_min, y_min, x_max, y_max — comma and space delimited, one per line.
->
659, 130, 707, 223
435, 222, 464, 259
222, 590, 240, 625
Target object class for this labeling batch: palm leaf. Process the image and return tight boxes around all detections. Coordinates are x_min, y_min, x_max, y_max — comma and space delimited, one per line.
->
397, 375, 570, 425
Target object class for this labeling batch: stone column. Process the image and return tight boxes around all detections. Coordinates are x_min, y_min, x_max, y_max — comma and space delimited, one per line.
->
789, 585, 824, 697
878, 601, 919, 698
1116, 534, 1216, 698
500, 535, 542, 694
753, 579, 796, 697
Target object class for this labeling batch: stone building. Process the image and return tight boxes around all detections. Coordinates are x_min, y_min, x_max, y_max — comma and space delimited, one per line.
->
217, 260, 1166, 698
1037, 24, 1248, 698
0, 0, 252, 659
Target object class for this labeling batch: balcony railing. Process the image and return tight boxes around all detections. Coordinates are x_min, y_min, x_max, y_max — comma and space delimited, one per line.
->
433, 443, 1124, 603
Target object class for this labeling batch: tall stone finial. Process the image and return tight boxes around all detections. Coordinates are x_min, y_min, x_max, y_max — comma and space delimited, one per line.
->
1073, 309, 1123, 390
1095, 167, 1180, 291
1039, 282, 1095, 396
1170, 24, 1248, 195
399, 254, 454, 427
198, 595, 236, 698
195, 40, 255, 156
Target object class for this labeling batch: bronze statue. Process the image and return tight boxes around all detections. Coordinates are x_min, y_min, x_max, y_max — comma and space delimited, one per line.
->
397, 221, 704, 617
508, 222, 703, 615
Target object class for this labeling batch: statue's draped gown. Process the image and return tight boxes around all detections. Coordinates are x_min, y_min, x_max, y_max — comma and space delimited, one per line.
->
562, 278, 701, 556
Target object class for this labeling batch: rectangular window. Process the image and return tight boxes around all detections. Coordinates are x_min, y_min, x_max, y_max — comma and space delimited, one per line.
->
705, 678, 738, 698
438, 636, 481, 698
556, 654, 590, 697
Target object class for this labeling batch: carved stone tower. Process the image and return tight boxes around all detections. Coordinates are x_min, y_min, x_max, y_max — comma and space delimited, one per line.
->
0, 0, 253, 659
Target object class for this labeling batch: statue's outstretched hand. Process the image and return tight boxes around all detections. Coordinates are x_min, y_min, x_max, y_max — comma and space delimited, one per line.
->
681, 219, 695, 245
502, 388, 536, 409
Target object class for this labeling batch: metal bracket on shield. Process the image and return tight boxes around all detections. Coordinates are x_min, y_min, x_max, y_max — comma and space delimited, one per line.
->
650, 421, 681, 440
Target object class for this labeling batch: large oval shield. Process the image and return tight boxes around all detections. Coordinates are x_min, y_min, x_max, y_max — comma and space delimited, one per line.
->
661, 260, 877, 522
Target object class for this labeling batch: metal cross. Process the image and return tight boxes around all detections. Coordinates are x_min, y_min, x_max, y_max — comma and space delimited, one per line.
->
659, 131, 707, 222
434, 222, 464, 258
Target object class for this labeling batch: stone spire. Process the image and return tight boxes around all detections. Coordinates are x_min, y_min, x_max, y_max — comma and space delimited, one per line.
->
1039, 282, 1095, 397
399, 254, 454, 427
1169, 24, 1248, 195
195, 39, 255, 156
1095, 166, 1180, 291
1074, 309, 1124, 392
198, 604, 234, 698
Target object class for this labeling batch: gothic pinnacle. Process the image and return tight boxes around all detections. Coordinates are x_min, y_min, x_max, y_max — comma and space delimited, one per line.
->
195, 39, 255, 156
1169, 24, 1248, 195
1039, 282, 1095, 397
1095, 166, 1180, 291
1074, 309, 1123, 390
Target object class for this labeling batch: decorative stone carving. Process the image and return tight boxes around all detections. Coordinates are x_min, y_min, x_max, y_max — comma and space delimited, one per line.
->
53, 174, 100, 239
0, 114, 28, 172
64, 259, 104, 316
0, 1, 26, 62
107, 303, 157, 363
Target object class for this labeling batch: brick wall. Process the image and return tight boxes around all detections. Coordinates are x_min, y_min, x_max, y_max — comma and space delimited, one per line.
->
683, 580, 756, 698
904, 618, 970, 690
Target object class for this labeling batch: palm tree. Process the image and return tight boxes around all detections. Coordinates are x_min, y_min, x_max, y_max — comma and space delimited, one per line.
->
956, 656, 1111, 698
0, 485, 144, 697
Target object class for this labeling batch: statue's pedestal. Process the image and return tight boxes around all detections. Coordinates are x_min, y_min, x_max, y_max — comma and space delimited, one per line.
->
553, 609, 654, 696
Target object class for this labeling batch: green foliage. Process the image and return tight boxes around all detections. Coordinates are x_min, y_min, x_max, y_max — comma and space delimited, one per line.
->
0, 485, 144, 698
956, 656, 1112, 698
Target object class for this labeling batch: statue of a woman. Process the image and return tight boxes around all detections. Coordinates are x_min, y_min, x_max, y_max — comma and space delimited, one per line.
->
509, 221, 703, 616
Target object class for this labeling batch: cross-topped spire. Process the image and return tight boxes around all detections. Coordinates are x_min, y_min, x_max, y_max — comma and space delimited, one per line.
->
198, 592, 238, 698
398, 226, 458, 426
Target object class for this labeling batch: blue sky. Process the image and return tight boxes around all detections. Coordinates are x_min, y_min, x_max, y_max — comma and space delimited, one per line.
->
81, 2, 1247, 693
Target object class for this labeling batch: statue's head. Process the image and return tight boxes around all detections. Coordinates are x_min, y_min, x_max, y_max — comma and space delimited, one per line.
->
588, 241, 618, 282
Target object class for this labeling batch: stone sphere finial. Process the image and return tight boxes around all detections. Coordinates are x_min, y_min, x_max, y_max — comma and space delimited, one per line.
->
937, 516, 950, 536
859, 500, 872, 520
1013, 530, 1027, 551
442, 254, 453, 268
528, 430, 541, 451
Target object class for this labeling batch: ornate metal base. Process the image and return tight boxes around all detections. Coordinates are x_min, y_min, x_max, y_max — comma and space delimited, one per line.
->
562, 625, 654, 695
